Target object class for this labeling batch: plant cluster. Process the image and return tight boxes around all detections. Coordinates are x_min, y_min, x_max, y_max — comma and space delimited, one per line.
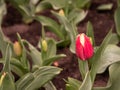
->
0, 0, 120, 90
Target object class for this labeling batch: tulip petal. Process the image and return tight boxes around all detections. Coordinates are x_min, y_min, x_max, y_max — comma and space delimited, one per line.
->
76, 33, 93, 61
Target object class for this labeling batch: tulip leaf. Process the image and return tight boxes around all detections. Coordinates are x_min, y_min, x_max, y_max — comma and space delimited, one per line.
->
78, 60, 89, 80
107, 62, 120, 90
44, 81, 57, 90
97, 45, 120, 74
93, 62, 120, 90
0, 0, 9, 56
117, 0, 120, 7
8, 0, 35, 23
43, 54, 66, 66
52, 11, 77, 53
2, 44, 12, 74
35, 16, 64, 40
0, 72, 16, 90
37, 0, 67, 10
97, 3, 113, 10
25, 66, 62, 90
35, 2, 51, 13
86, 21, 95, 46
114, 7, 120, 37
90, 30, 112, 82
16, 73, 34, 90
0, 28, 10, 57
10, 58, 29, 76
66, 77, 82, 90
41, 38, 66, 65
79, 72, 92, 90
16, 66, 61, 90
43, 39, 56, 59
0, 0, 6, 24
23, 40, 42, 66
68, 9, 88, 25
75, 0, 91, 8
17, 34, 30, 70
0, 45, 15, 90
108, 33, 119, 44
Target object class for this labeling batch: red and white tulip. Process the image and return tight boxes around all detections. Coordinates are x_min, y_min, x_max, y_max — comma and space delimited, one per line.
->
75, 33, 94, 60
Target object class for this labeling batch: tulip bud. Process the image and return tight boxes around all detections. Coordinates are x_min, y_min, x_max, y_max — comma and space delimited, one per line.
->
0, 72, 6, 86
75, 33, 93, 60
58, 9, 65, 16
42, 39, 47, 52
13, 41, 22, 56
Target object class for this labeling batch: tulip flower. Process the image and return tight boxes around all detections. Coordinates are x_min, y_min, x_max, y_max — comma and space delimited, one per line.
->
0, 72, 6, 86
41, 39, 48, 52
76, 33, 93, 60
13, 41, 22, 56
58, 9, 65, 16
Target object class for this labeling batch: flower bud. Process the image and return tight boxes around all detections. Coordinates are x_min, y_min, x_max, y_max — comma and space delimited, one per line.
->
75, 33, 94, 60
0, 72, 6, 86
42, 39, 47, 52
58, 9, 65, 16
13, 41, 22, 56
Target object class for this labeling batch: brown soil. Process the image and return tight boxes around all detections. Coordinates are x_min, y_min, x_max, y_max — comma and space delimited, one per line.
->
1, 0, 117, 90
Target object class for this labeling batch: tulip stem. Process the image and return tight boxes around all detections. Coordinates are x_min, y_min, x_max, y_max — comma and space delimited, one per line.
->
78, 59, 89, 80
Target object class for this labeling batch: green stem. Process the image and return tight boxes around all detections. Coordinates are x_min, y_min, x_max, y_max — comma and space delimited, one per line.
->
78, 59, 89, 80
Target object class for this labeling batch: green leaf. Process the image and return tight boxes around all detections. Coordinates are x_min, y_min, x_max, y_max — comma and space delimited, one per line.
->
97, 3, 113, 10
10, 58, 29, 77
44, 81, 57, 90
16, 73, 34, 90
35, 2, 51, 13
41, 38, 66, 66
8, 0, 35, 23
68, 9, 87, 25
52, 11, 77, 53
0, 28, 10, 57
35, 16, 64, 40
90, 30, 112, 82
97, 45, 120, 74
79, 72, 92, 90
25, 66, 62, 90
0, 45, 15, 90
114, 7, 120, 37
86, 21, 95, 46
0, 72, 16, 90
44, 39, 56, 59
17, 34, 30, 70
16, 66, 61, 90
107, 62, 120, 90
23, 40, 42, 66
75, 0, 91, 8
43, 54, 66, 66
117, 0, 120, 7
66, 77, 82, 90
2, 44, 12, 73
108, 33, 119, 44
93, 62, 120, 90
39, 0, 67, 10
0, 0, 6, 24
78, 60, 89, 80
0, 0, 10, 56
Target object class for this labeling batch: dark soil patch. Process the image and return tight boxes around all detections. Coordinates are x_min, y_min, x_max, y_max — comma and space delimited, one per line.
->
1, 0, 117, 90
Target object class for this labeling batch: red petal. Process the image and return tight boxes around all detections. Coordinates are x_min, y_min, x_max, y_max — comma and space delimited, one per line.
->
75, 34, 94, 60
76, 35, 85, 60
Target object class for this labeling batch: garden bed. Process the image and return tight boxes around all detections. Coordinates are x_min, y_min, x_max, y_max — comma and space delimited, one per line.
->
1, 0, 117, 90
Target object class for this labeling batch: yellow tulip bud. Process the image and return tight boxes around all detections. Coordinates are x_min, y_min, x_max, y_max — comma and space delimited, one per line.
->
0, 72, 6, 86
58, 9, 65, 16
42, 39, 47, 52
13, 41, 22, 56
